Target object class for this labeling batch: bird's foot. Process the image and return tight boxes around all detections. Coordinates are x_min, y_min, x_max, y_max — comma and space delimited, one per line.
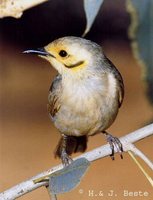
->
103, 132, 123, 160
61, 150, 73, 166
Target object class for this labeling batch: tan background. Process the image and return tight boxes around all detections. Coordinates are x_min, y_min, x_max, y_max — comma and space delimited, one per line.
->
0, 38, 153, 200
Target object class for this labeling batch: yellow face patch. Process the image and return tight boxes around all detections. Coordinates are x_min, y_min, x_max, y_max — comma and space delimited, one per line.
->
69, 60, 88, 72
45, 42, 88, 72
45, 44, 67, 59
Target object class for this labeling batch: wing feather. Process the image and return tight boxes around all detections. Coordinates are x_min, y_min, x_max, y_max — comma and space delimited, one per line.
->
104, 56, 124, 108
47, 75, 62, 118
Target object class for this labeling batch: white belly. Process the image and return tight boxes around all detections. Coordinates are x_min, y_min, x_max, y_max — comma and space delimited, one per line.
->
53, 74, 119, 136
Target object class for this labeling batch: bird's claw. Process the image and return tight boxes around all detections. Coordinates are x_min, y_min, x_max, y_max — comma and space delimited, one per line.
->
106, 134, 123, 160
61, 150, 73, 166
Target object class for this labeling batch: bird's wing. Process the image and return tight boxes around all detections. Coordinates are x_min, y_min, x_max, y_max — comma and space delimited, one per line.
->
104, 56, 124, 108
116, 72, 124, 108
47, 74, 62, 119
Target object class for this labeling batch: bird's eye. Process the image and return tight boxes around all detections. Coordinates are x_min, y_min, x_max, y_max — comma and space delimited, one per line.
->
59, 50, 68, 57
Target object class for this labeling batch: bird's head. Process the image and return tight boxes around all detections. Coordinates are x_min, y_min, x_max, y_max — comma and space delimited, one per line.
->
23, 36, 103, 76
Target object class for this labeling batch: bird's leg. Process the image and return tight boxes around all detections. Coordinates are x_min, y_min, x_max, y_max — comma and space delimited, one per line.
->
102, 131, 123, 160
60, 134, 73, 166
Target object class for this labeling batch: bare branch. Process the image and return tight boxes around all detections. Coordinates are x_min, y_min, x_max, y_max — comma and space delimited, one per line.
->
128, 143, 153, 170
0, 123, 153, 199
128, 150, 153, 187
0, 0, 48, 18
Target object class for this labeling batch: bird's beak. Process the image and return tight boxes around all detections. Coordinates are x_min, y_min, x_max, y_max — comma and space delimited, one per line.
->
23, 48, 55, 58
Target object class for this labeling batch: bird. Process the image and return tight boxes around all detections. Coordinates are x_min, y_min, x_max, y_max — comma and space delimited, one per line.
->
23, 36, 124, 166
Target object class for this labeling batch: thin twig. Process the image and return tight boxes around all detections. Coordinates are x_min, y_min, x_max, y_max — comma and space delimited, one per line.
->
128, 143, 153, 170
46, 186, 56, 200
128, 151, 153, 187
0, 123, 153, 200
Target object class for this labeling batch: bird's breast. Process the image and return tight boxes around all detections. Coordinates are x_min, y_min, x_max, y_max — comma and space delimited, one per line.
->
61, 77, 103, 111
53, 74, 119, 136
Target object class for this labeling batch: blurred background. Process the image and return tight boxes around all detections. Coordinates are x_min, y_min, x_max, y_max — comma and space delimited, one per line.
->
0, 0, 153, 199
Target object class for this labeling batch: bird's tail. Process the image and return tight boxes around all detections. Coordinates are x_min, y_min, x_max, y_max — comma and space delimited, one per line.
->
55, 135, 88, 158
